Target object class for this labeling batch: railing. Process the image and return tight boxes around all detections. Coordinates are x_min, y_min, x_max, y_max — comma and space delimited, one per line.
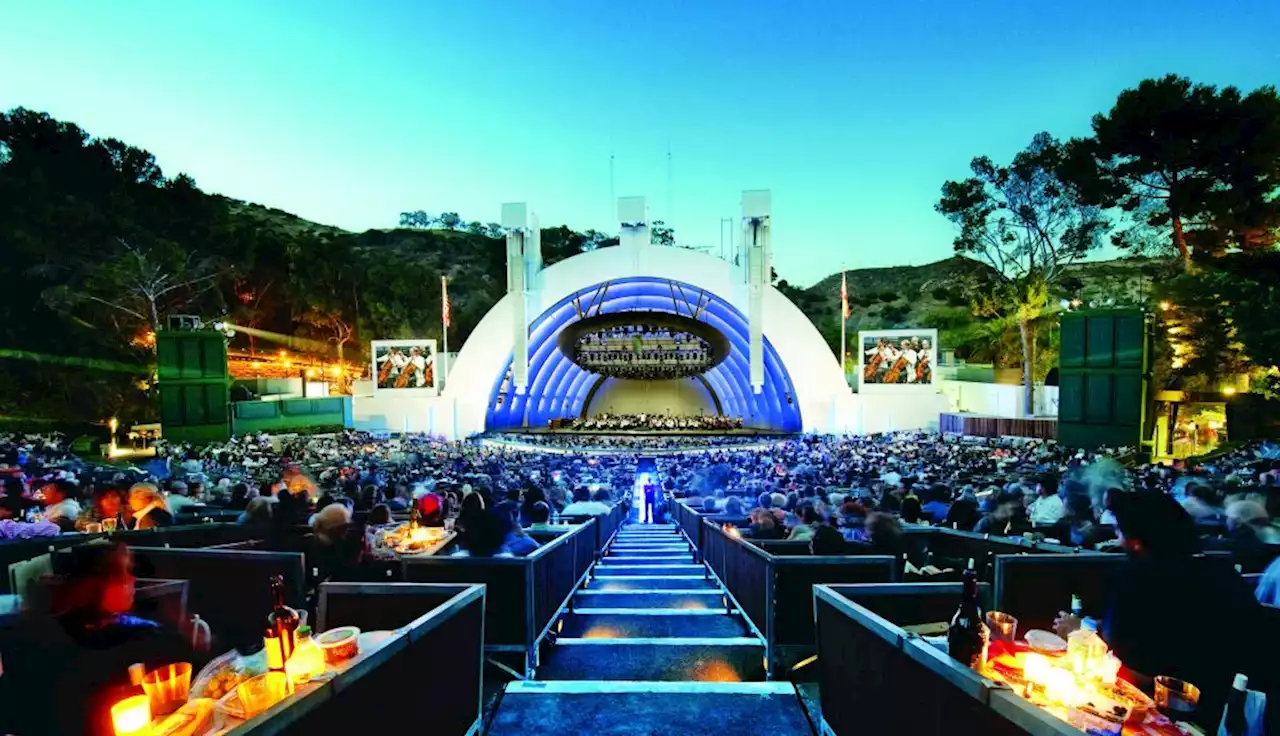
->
701, 518, 897, 677
563, 502, 626, 559
701, 516, 772, 650
402, 519, 596, 677
238, 583, 486, 736
1, 523, 259, 594
813, 583, 1049, 736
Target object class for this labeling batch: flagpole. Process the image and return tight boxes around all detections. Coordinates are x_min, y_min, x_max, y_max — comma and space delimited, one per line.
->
441, 275, 450, 393
840, 266, 847, 386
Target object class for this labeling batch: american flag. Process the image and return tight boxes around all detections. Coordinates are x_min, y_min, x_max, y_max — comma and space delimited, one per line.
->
441, 275, 451, 328
841, 269, 850, 320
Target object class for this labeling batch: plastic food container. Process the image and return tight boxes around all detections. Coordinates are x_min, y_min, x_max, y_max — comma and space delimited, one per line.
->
315, 626, 361, 664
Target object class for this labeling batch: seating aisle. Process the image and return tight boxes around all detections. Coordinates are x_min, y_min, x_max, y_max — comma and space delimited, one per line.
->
486, 523, 816, 735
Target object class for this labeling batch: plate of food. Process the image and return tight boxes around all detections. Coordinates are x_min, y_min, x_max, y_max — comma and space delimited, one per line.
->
1024, 629, 1067, 653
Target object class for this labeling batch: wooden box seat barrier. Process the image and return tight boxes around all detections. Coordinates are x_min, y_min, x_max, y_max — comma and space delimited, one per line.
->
0, 523, 258, 594
560, 502, 626, 558
699, 519, 897, 675
61, 546, 309, 653
991, 551, 1240, 637
232, 583, 485, 736
401, 519, 596, 678
814, 583, 1076, 736
673, 502, 750, 561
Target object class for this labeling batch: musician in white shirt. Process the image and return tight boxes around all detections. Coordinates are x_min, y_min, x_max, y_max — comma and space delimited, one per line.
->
407, 346, 432, 388
902, 343, 920, 383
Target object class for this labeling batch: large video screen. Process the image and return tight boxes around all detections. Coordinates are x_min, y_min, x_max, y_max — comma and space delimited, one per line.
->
859, 329, 938, 387
372, 339, 438, 395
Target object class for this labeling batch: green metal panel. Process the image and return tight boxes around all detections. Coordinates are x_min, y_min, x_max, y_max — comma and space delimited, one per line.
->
1084, 374, 1113, 423
157, 331, 228, 381
1085, 317, 1114, 368
1060, 317, 1086, 369
1115, 315, 1145, 369
230, 397, 351, 434
1057, 310, 1151, 450
1058, 374, 1084, 422
156, 330, 230, 443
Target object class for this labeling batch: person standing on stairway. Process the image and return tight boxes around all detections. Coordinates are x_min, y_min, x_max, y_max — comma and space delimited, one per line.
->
643, 482, 657, 524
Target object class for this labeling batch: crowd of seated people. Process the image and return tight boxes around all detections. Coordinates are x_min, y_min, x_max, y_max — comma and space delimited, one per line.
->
4, 425, 1280, 729
562, 413, 745, 432
0, 430, 632, 562
665, 432, 1280, 577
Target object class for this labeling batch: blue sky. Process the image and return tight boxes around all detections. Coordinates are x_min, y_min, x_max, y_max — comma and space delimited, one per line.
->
2, 0, 1276, 286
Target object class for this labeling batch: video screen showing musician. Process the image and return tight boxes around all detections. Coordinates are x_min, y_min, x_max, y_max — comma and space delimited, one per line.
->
374, 342, 436, 390
861, 334, 934, 385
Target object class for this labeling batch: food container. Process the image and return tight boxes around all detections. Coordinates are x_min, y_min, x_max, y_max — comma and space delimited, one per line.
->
315, 626, 361, 664
235, 672, 291, 718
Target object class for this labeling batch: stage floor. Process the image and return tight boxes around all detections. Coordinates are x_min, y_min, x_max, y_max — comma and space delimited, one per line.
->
501, 428, 790, 437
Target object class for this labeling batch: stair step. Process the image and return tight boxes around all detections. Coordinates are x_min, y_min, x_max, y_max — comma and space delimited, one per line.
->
575, 589, 725, 609
558, 610, 749, 638
489, 683, 814, 735
506, 680, 796, 694
587, 576, 716, 591
594, 564, 704, 575
537, 637, 766, 682
603, 554, 694, 562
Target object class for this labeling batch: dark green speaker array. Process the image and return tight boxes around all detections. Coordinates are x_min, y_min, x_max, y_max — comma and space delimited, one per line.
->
155, 330, 230, 443
1057, 310, 1151, 450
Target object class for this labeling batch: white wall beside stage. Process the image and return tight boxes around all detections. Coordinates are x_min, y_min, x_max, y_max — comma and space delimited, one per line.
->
351, 380, 459, 437
940, 380, 1059, 418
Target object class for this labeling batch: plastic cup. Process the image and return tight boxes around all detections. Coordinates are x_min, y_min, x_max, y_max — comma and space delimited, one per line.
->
1154, 676, 1200, 720
985, 611, 1018, 643
142, 662, 192, 716
237, 672, 291, 718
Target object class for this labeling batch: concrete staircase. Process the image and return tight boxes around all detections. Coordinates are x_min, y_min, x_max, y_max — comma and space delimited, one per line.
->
486, 523, 816, 735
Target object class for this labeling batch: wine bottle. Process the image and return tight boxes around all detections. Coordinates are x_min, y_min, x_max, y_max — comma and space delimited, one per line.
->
1223, 673, 1249, 736
266, 574, 300, 661
947, 559, 988, 670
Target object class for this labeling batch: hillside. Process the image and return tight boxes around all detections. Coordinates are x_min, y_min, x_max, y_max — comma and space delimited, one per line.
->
801, 256, 1165, 325
218, 195, 1165, 363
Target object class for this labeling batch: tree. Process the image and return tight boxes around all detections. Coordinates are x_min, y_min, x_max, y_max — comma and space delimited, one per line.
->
297, 306, 356, 361
484, 222, 504, 239
398, 210, 434, 229
437, 212, 462, 230
1065, 75, 1280, 269
465, 221, 486, 235
938, 132, 1107, 415
651, 220, 675, 247
39, 238, 226, 334
1156, 250, 1280, 394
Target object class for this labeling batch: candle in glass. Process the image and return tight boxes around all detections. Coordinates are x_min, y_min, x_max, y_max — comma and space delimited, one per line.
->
111, 694, 151, 736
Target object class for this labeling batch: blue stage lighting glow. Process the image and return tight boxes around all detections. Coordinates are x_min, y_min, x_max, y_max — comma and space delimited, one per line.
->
486, 277, 800, 431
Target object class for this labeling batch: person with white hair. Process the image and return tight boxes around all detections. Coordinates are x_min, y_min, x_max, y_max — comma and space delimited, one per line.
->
1226, 499, 1280, 545
128, 483, 174, 529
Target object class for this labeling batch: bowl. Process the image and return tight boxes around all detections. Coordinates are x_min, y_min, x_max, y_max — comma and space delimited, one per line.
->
315, 626, 361, 664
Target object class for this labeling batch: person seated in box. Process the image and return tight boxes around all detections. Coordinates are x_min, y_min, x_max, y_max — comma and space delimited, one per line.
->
1054, 493, 1274, 728
3, 543, 207, 735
